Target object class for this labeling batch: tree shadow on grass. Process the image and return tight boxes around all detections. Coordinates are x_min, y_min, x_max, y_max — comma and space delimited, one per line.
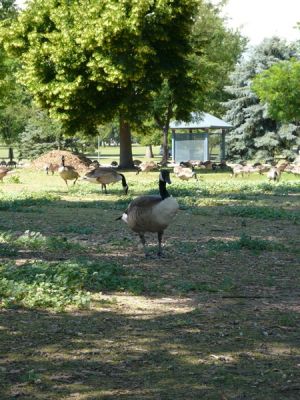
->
0, 189, 299, 398
0, 300, 299, 400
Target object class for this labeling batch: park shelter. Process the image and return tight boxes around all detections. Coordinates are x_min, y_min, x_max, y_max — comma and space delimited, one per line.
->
170, 112, 232, 163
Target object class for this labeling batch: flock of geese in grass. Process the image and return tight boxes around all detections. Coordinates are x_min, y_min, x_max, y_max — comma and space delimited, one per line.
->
1, 154, 298, 256
45, 155, 300, 256
53, 157, 199, 191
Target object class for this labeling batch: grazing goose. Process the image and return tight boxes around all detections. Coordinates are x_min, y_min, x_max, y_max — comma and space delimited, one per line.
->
90, 160, 100, 169
285, 164, 300, 175
267, 167, 281, 182
58, 155, 80, 186
44, 163, 59, 175
136, 161, 158, 175
82, 167, 128, 194
117, 169, 179, 257
174, 165, 198, 181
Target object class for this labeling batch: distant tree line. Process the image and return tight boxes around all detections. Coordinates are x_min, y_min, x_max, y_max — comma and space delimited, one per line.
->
0, 1, 299, 164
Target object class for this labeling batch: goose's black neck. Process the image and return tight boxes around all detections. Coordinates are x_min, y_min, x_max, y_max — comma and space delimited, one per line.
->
119, 173, 127, 187
159, 180, 170, 200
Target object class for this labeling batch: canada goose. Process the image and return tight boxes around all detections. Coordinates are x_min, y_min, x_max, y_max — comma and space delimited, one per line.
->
267, 167, 281, 182
133, 159, 142, 166
174, 165, 198, 181
202, 160, 214, 170
90, 160, 100, 169
179, 161, 193, 168
44, 163, 59, 175
242, 165, 258, 175
7, 160, 17, 168
276, 161, 289, 172
229, 164, 258, 177
0, 167, 9, 182
136, 161, 158, 175
58, 156, 80, 186
117, 169, 179, 257
228, 163, 244, 177
256, 164, 271, 174
82, 167, 128, 194
285, 164, 300, 175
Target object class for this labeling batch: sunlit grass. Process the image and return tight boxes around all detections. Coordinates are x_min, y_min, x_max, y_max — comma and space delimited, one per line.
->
0, 168, 299, 310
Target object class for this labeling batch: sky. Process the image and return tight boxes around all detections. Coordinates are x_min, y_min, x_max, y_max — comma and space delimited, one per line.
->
15, 0, 300, 46
218, 0, 300, 45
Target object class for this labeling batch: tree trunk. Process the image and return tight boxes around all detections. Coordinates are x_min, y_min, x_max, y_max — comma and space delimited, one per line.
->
119, 115, 134, 169
161, 126, 169, 166
8, 147, 14, 162
56, 134, 61, 150
145, 144, 154, 158
159, 103, 173, 166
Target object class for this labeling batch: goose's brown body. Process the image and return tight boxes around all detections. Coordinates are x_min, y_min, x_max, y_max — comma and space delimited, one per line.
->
0, 167, 9, 182
58, 156, 80, 185
83, 167, 128, 194
174, 165, 197, 181
119, 170, 178, 256
124, 195, 178, 233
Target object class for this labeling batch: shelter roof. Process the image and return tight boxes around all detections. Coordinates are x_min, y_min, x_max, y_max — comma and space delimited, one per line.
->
170, 112, 232, 130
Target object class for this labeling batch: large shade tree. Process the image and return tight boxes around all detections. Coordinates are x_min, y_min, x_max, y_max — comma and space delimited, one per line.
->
1, 0, 198, 168
223, 37, 300, 161
0, 0, 31, 159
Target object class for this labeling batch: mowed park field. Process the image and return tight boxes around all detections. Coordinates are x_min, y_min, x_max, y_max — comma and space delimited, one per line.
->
0, 145, 300, 400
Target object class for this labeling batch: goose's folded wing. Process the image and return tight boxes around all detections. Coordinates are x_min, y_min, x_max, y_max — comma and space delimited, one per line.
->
86, 167, 116, 178
129, 195, 161, 207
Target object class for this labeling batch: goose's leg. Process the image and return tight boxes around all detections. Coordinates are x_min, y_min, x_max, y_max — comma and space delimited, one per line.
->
73, 178, 78, 185
157, 231, 164, 257
101, 184, 107, 194
138, 233, 148, 257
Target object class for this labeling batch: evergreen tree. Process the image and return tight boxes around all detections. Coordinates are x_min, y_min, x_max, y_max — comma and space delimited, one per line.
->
18, 109, 94, 160
18, 109, 62, 160
223, 37, 299, 162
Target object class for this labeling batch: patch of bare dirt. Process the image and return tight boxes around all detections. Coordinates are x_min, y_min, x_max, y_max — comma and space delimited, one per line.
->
30, 150, 92, 173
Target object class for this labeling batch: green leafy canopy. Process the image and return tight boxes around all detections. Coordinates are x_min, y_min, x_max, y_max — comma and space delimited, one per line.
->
252, 58, 300, 123
1, 0, 198, 134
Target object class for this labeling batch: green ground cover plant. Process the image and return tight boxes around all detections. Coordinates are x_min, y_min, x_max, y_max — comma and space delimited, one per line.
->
0, 168, 299, 399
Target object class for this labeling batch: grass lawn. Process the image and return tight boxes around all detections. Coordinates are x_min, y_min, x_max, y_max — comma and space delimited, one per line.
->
86, 144, 162, 165
0, 167, 300, 399
0, 144, 161, 165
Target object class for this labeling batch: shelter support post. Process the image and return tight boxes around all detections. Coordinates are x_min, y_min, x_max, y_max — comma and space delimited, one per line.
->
220, 129, 226, 161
